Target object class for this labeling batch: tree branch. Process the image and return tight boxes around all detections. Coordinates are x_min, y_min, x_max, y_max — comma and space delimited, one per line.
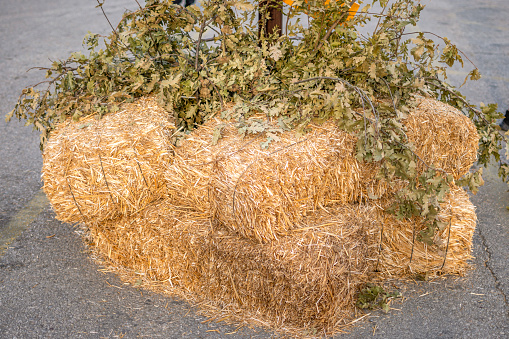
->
315, 0, 356, 50
195, 17, 216, 71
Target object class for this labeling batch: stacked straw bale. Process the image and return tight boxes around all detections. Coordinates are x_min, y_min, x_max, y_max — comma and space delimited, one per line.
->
88, 184, 475, 333
42, 97, 175, 223
42, 94, 480, 335
404, 96, 479, 179
209, 120, 364, 242
89, 199, 378, 333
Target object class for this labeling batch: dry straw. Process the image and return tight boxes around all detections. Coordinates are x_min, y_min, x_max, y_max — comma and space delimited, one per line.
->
164, 117, 234, 214
88, 184, 475, 335
404, 96, 479, 179
42, 97, 175, 223
169, 97, 477, 243
90, 199, 377, 335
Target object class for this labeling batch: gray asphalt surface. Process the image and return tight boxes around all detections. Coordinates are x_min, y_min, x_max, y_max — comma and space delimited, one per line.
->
1, 0, 508, 338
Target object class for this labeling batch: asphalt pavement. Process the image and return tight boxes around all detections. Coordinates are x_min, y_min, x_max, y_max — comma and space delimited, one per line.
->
1, 0, 508, 338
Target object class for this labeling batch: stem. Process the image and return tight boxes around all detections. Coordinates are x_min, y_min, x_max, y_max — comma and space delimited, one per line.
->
439, 217, 453, 271
285, 4, 295, 37
393, 28, 404, 58
373, 0, 388, 35
96, 0, 117, 35
195, 16, 216, 71
409, 217, 416, 265
133, 0, 143, 10
203, 74, 224, 110
315, 0, 356, 50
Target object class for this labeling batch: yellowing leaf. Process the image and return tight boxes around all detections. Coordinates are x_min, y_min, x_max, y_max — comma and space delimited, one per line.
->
234, 2, 254, 11
368, 63, 377, 79
161, 74, 183, 89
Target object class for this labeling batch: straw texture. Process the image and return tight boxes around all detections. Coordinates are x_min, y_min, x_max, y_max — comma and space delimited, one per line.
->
41, 94, 480, 336
42, 97, 175, 223
164, 117, 241, 214
404, 96, 479, 179
209, 120, 363, 242
373, 184, 476, 277
88, 184, 475, 335
89, 199, 377, 335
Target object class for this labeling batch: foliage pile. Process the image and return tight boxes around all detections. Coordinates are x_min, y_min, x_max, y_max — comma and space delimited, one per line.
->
356, 284, 401, 313
7, 0, 505, 239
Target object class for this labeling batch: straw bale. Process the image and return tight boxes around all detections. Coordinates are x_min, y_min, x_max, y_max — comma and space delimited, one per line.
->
373, 184, 476, 277
89, 199, 378, 335
209, 120, 364, 243
42, 97, 174, 223
404, 96, 479, 179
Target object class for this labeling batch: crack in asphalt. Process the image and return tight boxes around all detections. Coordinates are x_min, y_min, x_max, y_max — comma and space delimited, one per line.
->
477, 226, 509, 317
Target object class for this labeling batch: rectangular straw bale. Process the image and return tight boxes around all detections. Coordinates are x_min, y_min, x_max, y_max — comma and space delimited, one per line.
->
42, 97, 174, 224
209, 121, 365, 243
87, 185, 475, 334
356, 96, 479, 199
89, 199, 378, 335
372, 184, 476, 277
404, 96, 479, 179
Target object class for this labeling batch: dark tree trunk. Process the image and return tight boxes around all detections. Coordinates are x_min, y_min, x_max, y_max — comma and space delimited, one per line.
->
259, 0, 283, 39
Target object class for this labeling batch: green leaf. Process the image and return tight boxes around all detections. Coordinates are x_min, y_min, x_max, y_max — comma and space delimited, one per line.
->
211, 125, 224, 145
161, 74, 183, 89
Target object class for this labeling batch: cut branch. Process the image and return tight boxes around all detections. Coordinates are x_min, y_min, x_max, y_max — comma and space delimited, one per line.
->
315, 0, 356, 50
